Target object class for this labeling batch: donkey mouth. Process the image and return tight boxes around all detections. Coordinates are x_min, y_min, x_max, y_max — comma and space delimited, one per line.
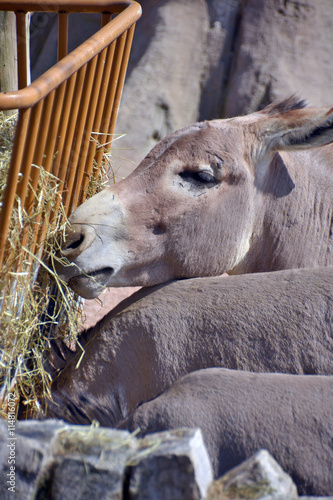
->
68, 267, 114, 298
86, 267, 114, 280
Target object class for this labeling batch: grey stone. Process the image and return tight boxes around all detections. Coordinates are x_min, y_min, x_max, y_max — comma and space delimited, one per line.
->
127, 428, 213, 500
207, 449, 298, 500
36, 424, 137, 500
0, 419, 137, 500
37, 458, 125, 500
0, 421, 213, 500
0, 419, 59, 500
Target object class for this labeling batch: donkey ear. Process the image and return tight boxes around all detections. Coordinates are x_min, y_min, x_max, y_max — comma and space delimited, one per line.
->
260, 106, 333, 152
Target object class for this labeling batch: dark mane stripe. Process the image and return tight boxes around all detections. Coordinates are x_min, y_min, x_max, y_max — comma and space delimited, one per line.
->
262, 95, 307, 115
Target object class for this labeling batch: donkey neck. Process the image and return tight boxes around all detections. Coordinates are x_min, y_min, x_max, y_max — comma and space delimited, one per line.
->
235, 150, 333, 273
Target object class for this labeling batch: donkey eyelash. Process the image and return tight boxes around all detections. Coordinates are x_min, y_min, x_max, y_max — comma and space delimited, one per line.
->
179, 170, 217, 184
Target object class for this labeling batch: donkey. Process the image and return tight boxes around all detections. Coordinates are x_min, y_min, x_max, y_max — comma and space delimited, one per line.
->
120, 367, 333, 497
46, 266, 333, 427
55, 96, 333, 299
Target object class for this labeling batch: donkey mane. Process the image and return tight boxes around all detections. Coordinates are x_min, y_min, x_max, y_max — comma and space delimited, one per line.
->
262, 95, 307, 115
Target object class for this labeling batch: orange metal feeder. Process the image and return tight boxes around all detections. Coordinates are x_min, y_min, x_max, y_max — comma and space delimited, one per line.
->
0, 0, 141, 268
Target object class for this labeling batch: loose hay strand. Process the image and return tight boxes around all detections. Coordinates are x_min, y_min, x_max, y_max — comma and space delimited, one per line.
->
0, 111, 112, 419
0, 168, 82, 418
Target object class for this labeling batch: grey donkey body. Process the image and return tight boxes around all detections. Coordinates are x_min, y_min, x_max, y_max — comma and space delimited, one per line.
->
47, 267, 333, 429
120, 367, 333, 496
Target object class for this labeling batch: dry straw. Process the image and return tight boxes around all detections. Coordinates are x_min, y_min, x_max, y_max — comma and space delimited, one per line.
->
0, 111, 110, 419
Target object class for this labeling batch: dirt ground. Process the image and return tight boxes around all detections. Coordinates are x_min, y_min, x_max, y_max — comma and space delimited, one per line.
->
81, 286, 141, 329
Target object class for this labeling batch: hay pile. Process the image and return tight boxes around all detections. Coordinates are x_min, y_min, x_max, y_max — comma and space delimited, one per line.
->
0, 111, 108, 419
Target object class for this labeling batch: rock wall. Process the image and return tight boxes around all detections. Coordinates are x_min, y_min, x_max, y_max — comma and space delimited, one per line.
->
113, 0, 240, 178
223, 0, 333, 117
1, 419, 330, 500
114, 0, 333, 177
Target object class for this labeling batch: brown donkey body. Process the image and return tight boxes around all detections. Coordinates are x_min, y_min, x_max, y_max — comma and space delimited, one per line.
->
47, 267, 333, 428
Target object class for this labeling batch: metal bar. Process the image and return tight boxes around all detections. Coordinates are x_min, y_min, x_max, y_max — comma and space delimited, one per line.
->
48, 73, 77, 222
108, 22, 135, 138
29, 91, 57, 256
15, 12, 28, 90
16, 101, 43, 204
58, 12, 69, 61
33, 92, 55, 170
25, 92, 56, 210
79, 41, 116, 203
41, 81, 68, 229
0, 108, 31, 266
70, 48, 107, 209
0, 3, 141, 110
51, 74, 77, 180
93, 31, 126, 171
43, 84, 66, 173
14, 99, 48, 266
58, 65, 87, 214
65, 55, 98, 214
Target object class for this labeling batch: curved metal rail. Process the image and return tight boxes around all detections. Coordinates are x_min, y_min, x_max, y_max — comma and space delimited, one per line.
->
0, 1, 141, 266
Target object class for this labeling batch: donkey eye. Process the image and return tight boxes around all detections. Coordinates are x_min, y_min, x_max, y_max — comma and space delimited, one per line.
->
179, 170, 217, 185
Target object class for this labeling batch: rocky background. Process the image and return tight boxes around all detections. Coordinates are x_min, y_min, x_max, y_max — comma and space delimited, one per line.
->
31, 0, 333, 178
113, 0, 333, 178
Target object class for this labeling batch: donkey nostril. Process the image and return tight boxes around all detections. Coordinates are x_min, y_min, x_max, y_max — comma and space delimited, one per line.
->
61, 224, 96, 258
152, 223, 166, 235
66, 234, 84, 251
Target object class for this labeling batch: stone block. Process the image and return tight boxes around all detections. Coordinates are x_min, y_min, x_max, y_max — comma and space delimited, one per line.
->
207, 449, 298, 500
0, 419, 138, 500
0, 419, 61, 500
127, 428, 213, 500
